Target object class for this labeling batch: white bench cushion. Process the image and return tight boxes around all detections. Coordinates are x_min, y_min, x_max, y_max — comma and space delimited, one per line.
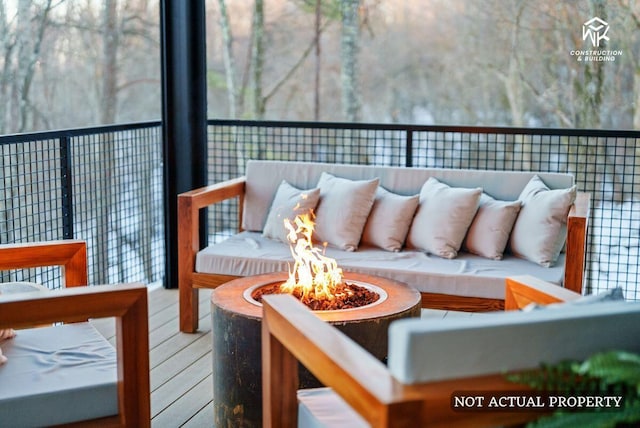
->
388, 301, 640, 384
196, 231, 565, 300
242, 160, 574, 232
0, 322, 118, 427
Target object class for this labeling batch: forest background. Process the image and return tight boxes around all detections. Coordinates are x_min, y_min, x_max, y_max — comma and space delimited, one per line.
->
1, 0, 639, 135
2, 0, 640, 298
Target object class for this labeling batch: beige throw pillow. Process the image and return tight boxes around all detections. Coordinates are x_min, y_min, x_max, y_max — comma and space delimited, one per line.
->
361, 187, 420, 252
463, 193, 522, 260
314, 173, 379, 251
509, 175, 577, 267
407, 177, 482, 259
262, 180, 321, 244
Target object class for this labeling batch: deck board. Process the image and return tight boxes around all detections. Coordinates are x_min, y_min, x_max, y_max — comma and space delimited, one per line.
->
91, 286, 215, 427
87, 286, 452, 427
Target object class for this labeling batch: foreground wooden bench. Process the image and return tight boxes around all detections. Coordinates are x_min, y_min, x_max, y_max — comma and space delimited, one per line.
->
261, 276, 638, 427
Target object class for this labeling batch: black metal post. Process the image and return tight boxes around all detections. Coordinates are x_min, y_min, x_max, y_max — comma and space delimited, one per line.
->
60, 135, 74, 239
160, 0, 208, 289
405, 130, 413, 168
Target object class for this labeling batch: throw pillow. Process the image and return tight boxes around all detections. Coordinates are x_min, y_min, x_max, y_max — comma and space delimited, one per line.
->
361, 187, 420, 252
313, 172, 379, 251
262, 180, 321, 244
509, 175, 577, 267
463, 193, 522, 260
406, 177, 482, 259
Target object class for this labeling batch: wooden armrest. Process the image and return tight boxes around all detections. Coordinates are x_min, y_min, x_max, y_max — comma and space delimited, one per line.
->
178, 177, 246, 332
178, 176, 246, 210
564, 192, 590, 295
505, 275, 581, 311
0, 283, 150, 427
177, 175, 246, 265
569, 191, 590, 219
0, 240, 87, 287
263, 294, 541, 428
262, 294, 414, 428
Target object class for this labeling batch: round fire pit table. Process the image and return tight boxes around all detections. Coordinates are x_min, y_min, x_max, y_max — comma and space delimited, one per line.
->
211, 271, 421, 427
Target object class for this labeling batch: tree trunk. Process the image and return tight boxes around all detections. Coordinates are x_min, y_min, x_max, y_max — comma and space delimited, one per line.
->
340, 0, 361, 123
218, 0, 238, 118
314, 0, 321, 121
251, 0, 265, 119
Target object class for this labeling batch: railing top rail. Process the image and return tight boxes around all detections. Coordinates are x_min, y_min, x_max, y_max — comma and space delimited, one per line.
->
207, 119, 640, 138
0, 121, 162, 145
2, 120, 639, 143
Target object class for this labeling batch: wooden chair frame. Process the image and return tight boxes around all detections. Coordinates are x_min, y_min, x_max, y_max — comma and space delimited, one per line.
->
178, 174, 590, 332
0, 239, 88, 287
0, 240, 150, 427
261, 275, 581, 428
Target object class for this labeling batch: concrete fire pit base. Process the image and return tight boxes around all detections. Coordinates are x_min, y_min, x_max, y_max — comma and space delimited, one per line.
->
211, 271, 421, 427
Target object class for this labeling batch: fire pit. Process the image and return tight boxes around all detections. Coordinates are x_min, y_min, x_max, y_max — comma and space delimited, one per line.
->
211, 271, 421, 427
211, 212, 421, 426
246, 277, 386, 310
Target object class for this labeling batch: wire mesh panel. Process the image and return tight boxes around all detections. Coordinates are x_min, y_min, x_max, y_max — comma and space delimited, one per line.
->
0, 138, 66, 288
207, 121, 408, 243
0, 123, 164, 290
71, 125, 164, 288
208, 121, 640, 300
411, 129, 639, 299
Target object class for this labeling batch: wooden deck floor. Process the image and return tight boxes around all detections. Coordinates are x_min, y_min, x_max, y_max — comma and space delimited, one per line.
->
91, 286, 215, 427
89, 286, 461, 427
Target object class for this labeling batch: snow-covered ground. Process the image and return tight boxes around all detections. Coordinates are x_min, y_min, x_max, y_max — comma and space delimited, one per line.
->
590, 200, 640, 300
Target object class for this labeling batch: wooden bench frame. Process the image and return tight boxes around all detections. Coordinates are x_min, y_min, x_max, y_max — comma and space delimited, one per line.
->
261, 275, 581, 428
178, 176, 590, 332
0, 240, 150, 427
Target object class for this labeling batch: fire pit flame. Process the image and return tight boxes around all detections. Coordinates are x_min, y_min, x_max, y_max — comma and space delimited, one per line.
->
279, 213, 344, 303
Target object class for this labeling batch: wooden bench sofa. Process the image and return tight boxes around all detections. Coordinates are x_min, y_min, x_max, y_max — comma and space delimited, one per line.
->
178, 160, 590, 332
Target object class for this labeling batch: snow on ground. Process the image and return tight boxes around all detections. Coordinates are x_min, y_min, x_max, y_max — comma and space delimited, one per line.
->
590, 199, 640, 300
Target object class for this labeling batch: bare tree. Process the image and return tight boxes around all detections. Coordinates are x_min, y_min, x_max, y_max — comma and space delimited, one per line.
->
251, 0, 265, 119
218, 0, 239, 118
314, 0, 322, 121
340, 0, 361, 122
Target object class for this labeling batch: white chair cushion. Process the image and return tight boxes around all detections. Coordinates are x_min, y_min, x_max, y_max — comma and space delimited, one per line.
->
0, 322, 118, 426
195, 231, 566, 300
388, 301, 640, 384
242, 160, 574, 233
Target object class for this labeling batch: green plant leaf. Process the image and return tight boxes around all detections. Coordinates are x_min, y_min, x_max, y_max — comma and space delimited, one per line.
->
527, 404, 640, 428
577, 351, 640, 392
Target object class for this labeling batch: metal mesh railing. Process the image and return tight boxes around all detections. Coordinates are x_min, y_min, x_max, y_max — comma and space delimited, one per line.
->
2, 120, 638, 299
208, 121, 640, 300
0, 138, 67, 286
0, 123, 164, 290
